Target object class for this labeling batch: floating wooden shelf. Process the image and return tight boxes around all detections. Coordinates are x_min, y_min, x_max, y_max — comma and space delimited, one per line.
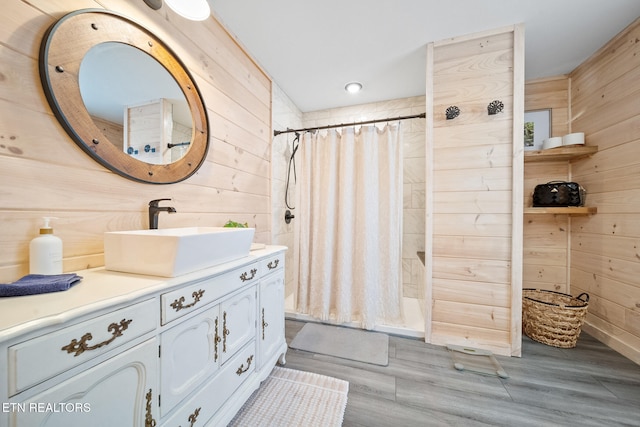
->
524, 207, 597, 215
524, 145, 598, 163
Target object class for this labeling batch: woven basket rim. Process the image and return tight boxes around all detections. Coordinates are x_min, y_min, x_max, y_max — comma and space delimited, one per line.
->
522, 288, 588, 309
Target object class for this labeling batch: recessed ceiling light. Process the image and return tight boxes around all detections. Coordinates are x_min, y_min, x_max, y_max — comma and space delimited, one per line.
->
345, 82, 363, 94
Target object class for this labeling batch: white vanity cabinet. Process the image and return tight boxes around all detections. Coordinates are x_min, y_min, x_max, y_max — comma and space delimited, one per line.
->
0, 246, 286, 427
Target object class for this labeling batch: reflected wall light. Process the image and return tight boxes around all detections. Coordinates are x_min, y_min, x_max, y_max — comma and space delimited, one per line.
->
144, 0, 211, 21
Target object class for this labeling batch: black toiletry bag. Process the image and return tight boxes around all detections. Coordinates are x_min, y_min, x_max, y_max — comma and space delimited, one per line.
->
533, 181, 586, 207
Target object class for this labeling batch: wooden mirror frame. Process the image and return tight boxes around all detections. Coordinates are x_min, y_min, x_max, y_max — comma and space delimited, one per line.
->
39, 9, 209, 184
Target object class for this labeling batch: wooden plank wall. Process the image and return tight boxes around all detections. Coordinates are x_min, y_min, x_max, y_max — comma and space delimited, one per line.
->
0, 0, 272, 282
523, 76, 572, 293
427, 26, 523, 356
569, 18, 640, 364
91, 116, 123, 150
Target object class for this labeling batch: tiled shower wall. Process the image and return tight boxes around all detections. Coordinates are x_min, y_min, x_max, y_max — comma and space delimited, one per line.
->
272, 92, 426, 307
271, 84, 302, 304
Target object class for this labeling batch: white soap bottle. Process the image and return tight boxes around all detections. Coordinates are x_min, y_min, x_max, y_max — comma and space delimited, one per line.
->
29, 217, 63, 275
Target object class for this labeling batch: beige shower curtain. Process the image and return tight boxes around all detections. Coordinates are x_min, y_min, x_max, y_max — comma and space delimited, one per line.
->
296, 123, 403, 329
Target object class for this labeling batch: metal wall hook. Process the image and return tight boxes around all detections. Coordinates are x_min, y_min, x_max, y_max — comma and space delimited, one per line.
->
487, 100, 504, 115
445, 106, 460, 120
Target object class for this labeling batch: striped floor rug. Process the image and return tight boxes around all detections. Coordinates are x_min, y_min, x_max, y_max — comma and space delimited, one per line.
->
229, 367, 349, 427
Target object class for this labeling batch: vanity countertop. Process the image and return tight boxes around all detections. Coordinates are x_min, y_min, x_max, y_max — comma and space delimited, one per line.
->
0, 245, 286, 340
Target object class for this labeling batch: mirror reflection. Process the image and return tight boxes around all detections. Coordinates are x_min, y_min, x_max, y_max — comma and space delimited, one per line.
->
79, 42, 193, 165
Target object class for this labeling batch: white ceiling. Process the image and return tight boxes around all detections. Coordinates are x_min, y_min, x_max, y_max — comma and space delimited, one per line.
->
208, 0, 640, 113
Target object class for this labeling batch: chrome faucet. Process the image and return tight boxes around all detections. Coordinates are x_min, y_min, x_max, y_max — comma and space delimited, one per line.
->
148, 199, 176, 229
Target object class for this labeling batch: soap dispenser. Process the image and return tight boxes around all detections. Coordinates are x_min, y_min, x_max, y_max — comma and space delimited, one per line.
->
29, 217, 63, 275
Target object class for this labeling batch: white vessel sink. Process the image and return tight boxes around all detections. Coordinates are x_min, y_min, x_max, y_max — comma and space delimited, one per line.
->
104, 227, 255, 277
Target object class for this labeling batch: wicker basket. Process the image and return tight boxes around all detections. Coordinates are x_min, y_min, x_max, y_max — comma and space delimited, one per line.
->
522, 289, 589, 348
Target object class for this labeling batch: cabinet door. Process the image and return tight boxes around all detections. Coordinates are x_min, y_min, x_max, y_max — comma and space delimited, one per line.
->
11, 338, 158, 427
159, 304, 221, 416
259, 271, 285, 368
219, 286, 256, 365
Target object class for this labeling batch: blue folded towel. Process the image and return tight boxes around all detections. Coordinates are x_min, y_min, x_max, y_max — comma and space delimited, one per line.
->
0, 273, 83, 297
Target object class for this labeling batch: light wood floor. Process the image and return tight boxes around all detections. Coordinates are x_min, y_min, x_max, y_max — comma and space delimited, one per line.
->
284, 319, 640, 427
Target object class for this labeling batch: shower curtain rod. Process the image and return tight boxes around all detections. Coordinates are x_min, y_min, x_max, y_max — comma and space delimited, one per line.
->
273, 112, 426, 136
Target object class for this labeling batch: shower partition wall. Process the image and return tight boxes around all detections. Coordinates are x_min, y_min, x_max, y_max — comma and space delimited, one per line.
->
425, 25, 524, 357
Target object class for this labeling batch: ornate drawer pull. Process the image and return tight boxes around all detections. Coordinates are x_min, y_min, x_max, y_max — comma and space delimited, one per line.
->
145, 389, 157, 427
267, 259, 279, 270
239, 268, 257, 282
61, 318, 132, 357
170, 289, 205, 312
236, 355, 254, 376
222, 311, 229, 352
261, 308, 269, 340
181, 407, 201, 427
214, 317, 221, 361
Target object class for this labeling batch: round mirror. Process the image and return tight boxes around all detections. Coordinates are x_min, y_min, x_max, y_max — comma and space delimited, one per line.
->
39, 9, 209, 184
79, 42, 193, 165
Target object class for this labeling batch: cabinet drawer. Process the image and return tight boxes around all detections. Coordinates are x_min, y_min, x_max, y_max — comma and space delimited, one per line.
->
161, 263, 259, 325
8, 298, 156, 396
161, 341, 256, 427
260, 252, 284, 275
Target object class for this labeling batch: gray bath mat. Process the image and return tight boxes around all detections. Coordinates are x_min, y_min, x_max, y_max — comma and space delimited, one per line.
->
447, 344, 509, 379
290, 322, 389, 366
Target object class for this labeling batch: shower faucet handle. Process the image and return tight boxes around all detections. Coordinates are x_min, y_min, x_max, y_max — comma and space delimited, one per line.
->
284, 210, 295, 224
